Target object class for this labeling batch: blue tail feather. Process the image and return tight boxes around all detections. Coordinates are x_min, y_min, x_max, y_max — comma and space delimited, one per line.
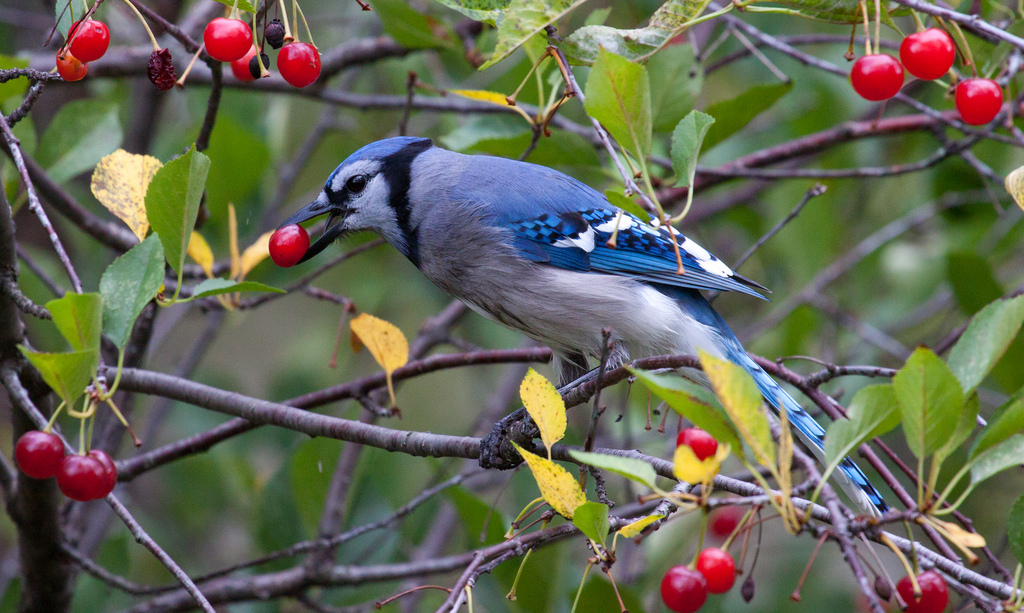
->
666, 288, 889, 515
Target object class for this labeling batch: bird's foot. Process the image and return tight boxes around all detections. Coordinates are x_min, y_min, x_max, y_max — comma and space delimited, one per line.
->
478, 407, 539, 469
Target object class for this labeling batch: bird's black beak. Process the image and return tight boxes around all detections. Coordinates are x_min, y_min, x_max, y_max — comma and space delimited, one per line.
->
278, 193, 346, 264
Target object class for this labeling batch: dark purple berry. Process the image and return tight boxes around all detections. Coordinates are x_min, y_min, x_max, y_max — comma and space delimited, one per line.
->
741, 576, 755, 603
248, 52, 270, 79
265, 19, 285, 49
147, 48, 177, 91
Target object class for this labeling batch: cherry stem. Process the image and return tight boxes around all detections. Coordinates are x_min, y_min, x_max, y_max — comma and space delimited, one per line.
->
910, 9, 926, 32
121, 0, 160, 51
860, 1, 871, 56
873, 0, 881, 54
43, 401, 66, 432
175, 44, 204, 88
942, 17, 978, 76
278, 0, 293, 42
105, 396, 142, 447
293, 0, 315, 47
790, 532, 828, 601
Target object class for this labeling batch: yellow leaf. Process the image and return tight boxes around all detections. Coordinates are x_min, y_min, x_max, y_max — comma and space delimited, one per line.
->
228, 203, 240, 279
350, 313, 409, 405
90, 149, 162, 242
186, 232, 214, 278
1006, 165, 1024, 212
520, 368, 566, 458
932, 517, 987, 548
512, 442, 586, 519
617, 514, 664, 538
699, 350, 775, 467
673, 442, 730, 485
449, 89, 512, 106
238, 231, 273, 280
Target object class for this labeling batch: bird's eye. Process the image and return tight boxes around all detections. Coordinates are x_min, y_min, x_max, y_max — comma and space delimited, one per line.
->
346, 174, 367, 193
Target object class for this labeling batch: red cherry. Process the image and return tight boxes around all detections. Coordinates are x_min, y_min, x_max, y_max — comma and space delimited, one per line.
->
661, 565, 708, 613
900, 28, 955, 81
696, 548, 736, 594
708, 506, 743, 539
88, 449, 117, 498
277, 42, 321, 88
676, 428, 718, 461
269, 224, 310, 267
68, 19, 110, 63
203, 17, 253, 62
896, 571, 949, 613
231, 45, 259, 82
850, 54, 904, 101
955, 78, 1003, 125
56, 454, 108, 501
15, 431, 65, 479
56, 51, 88, 82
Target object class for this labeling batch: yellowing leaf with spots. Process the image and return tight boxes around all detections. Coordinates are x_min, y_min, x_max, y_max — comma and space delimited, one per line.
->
673, 442, 730, 486
90, 149, 162, 242
520, 368, 566, 459
350, 313, 409, 406
512, 442, 586, 519
1005, 165, 1024, 212
699, 350, 775, 467
186, 232, 214, 278
449, 89, 511, 106
239, 231, 273, 279
617, 513, 664, 538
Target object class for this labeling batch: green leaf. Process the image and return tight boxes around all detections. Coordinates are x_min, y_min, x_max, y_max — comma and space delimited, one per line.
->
604, 190, 652, 222
699, 350, 775, 466
19, 347, 98, 405
893, 347, 965, 459
55, 1, 75, 39
561, 0, 716, 64
99, 235, 165, 348
770, 0, 868, 23
145, 145, 211, 277
0, 55, 29, 103
947, 295, 1024, 396
188, 278, 284, 300
572, 501, 610, 547
584, 49, 652, 160
569, 449, 658, 489
35, 100, 122, 185
628, 367, 741, 453
210, 0, 257, 12
448, 486, 507, 546
204, 117, 270, 211
479, 0, 587, 69
701, 81, 793, 152
824, 384, 900, 466
972, 386, 1024, 459
290, 437, 341, 537
969, 434, 1024, 486
934, 392, 979, 465
431, 0, 508, 26
375, 0, 451, 49
648, 44, 703, 133
670, 110, 715, 187
946, 252, 1003, 315
45, 293, 102, 352
1008, 492, 1024, 566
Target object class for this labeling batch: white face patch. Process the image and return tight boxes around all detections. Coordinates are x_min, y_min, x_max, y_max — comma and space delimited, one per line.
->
553, 226, 595, 252
341, 173, 402, 246
329, 160, 382, 193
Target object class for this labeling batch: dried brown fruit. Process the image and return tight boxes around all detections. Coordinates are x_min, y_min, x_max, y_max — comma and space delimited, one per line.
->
147, 48, 177, 91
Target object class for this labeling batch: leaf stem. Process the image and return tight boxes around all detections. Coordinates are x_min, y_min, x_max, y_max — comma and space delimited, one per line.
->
121, 0, 160, 51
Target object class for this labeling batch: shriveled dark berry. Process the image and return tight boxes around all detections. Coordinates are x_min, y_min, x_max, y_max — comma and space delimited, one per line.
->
265, 19, 285, 49
147, 48, 177, 91
249, 52, 270, 79
874, 575, 892, 602
741, 576, 755, 602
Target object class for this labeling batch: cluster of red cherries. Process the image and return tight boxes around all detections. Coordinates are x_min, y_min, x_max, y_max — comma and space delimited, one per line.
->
15, 430, 117, 501
55, 18, 110, 82
205, 16, 322, 88
269, 224, 310, 267
851, 27, 1004, 126
660, 428, 739, 613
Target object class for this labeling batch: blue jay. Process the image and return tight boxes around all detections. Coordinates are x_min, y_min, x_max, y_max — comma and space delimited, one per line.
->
280, 136, 887, 514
